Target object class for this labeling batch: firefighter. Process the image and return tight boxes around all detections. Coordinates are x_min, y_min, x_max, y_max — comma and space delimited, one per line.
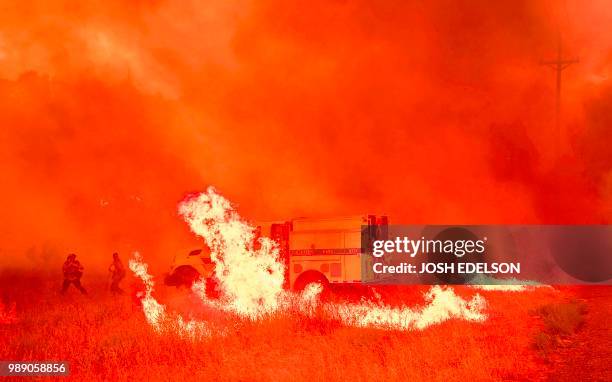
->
61, 254, 87, 295
108, 252, 125, 295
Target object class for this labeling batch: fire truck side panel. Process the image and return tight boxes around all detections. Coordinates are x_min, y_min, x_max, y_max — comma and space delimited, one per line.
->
288, 218, 366, 288
289, 232, 343, 250
292, 216, 369, 232
255, 215, 385, 289
289, 255, 342, 287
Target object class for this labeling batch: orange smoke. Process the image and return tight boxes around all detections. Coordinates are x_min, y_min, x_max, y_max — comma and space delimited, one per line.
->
0, 1, 611, 270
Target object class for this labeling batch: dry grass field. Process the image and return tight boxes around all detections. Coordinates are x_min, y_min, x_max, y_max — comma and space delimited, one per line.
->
2, 271, 608, 381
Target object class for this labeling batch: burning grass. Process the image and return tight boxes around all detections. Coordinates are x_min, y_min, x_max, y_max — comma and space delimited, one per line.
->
0, 189, 604, 380
137, 188, 489, 335
0, 272, 568, 381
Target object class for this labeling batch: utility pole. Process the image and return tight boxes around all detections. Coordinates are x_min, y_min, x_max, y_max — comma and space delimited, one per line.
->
541, 31, 578, 152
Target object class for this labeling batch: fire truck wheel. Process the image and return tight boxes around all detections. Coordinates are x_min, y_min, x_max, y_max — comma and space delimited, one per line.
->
294, 271, 330, 298
174, 266, 201, 287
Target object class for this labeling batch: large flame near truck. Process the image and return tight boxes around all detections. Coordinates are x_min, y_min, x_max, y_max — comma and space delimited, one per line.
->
130, 187, 488, 336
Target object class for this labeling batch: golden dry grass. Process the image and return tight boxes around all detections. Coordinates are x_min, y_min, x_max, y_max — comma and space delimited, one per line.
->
0, 272, 573, 381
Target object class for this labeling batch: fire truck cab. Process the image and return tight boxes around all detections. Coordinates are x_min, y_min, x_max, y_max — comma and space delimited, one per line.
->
164, 248, 215, 287
165, 215, 388, 291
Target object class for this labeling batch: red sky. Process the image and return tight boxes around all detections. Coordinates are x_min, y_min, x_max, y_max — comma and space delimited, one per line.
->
0, 0, 610, 271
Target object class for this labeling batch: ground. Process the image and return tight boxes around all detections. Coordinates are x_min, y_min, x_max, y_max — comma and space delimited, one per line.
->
0, 271, 610, 381
547, 286, 612, 382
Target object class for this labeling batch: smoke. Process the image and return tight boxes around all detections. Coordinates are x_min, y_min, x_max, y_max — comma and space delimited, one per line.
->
1, 1, 611, 270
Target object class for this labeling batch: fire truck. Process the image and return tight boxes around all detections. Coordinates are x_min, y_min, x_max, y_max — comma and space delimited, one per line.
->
164, 215, 388, 290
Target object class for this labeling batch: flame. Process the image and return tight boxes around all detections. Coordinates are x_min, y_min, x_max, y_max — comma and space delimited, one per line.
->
130, 187, 492, 337
467, 275, 548, 291
128, 253, 210, 338
178, 187, 286, 318
323, 286, 486, 330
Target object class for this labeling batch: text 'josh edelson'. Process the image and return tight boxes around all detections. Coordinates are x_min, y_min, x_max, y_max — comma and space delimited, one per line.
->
370, 236, 521, 275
